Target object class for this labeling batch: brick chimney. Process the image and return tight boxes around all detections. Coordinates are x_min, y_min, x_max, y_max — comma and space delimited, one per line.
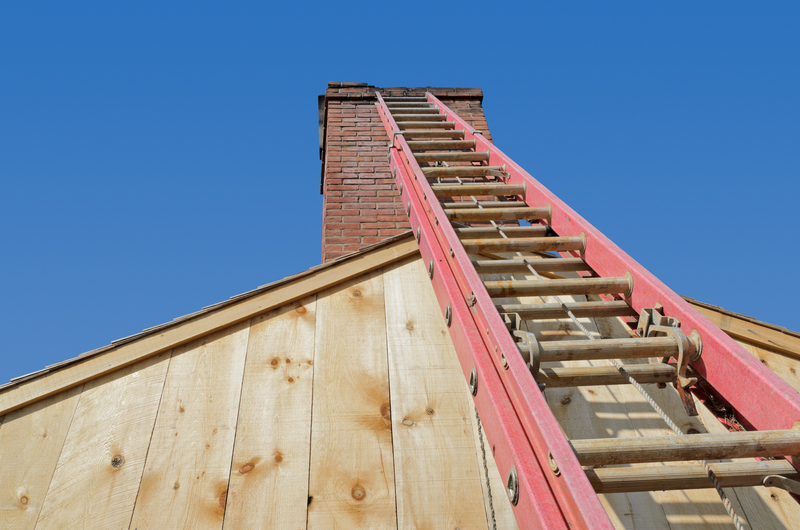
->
319, 82, 493, 262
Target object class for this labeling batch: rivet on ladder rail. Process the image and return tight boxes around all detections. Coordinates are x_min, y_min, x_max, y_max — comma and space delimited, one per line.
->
415, 227, 421, 243
445, 303, 452, 327
506, 466, 519, 505
428, 260, 434, 279
469, 366, 478, 395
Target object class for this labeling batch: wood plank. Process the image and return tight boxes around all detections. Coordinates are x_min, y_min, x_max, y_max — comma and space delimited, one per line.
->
223, 297, 317, 528
689, 302, 800, 360
129, 322, 250, 529
34, 351, 171, 529
469, 399, 519, 530
383, 257, 487, 528
0, 386, 82, 529
736, 340, 800, 394
0, 236, 418, 417
307, 270, 397, 529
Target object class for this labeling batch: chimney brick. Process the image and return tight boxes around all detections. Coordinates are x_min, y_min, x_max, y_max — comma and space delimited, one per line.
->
319, 83, 492, 262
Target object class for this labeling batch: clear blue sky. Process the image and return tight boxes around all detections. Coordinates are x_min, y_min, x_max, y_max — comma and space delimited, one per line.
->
1, 2, 798, 384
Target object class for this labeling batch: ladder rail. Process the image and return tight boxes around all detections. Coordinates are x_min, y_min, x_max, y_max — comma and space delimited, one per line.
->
388, 146, 571, 530
427, 92, 800, 439
378, 93, 615, 530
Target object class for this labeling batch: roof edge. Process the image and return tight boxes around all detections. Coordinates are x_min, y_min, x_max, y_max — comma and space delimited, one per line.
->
0, 233, 418, 416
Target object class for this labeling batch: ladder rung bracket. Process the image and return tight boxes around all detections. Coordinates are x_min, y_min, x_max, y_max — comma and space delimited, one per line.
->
432, 183, 525, 197
539, 363, 676, 388
496, 301, 635, 319
425, 92, 800, 440
587, 460, 800, 494
462, 236, 585, 254
376, 91, 612, 528
445, 207, 550, 222
383, 142, 575, 529
485, 276, 632, 298
571, 429, 800, 466
523, 337, 678, 362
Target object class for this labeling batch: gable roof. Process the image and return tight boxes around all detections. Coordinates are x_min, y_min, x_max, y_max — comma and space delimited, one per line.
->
0, 233, 418, 416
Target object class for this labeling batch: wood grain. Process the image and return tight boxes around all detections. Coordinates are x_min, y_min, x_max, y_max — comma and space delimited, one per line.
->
0, 386, 82, 529
383, 257, 486, 528
34, 352, 171, 529
307, 270, 397, 529
223, 298, 316, 529
129, 322, 249, 529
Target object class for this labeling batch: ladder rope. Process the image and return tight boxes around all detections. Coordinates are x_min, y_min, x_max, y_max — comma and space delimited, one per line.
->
440, 165, 747, 529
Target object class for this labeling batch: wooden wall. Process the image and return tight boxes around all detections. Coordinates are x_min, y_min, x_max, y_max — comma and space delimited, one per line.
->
1, 254, 799, 529
0, 257, 514, 529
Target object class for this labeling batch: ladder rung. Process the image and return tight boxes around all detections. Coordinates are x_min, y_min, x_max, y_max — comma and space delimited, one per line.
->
382, 96, 428, 102
445, 207, 550, 222
432, 183, 525, 197
389, 109, 441, 115
485, 276, 631, 297
386, 102, 436, 108
445, 201, 527, 209
475, 257, 590, 273
462, 236, 585, 253
587, 460, 799, 494
524, 337, 678, 362
415, 151, 490, 163
423, 166, 504, 178
401, 130, 464, 139
396, 122, 454, 130
407, 140, 476, 150
392, 114, 447, 121
496, 301, 636, 319
539, 363, 676, 388
458, 226, 549, 239
571, 429, 800, 466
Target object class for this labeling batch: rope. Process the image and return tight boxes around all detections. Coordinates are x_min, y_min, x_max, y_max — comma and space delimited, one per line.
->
435, 162, 747, 529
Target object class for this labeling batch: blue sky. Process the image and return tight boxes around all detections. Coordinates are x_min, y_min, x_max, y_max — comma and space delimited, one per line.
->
1, 2, 798, 384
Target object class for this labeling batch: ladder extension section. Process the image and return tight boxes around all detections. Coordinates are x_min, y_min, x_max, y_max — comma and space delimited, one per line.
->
375, 93, 800, 529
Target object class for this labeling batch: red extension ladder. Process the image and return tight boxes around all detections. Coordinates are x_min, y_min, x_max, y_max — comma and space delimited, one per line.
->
375, 92, 800, 529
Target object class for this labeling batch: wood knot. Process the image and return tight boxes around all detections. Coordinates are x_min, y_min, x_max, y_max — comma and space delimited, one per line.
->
19, 496, 29, 505
402, 418, 414, 426
179, 406, 185, 413
111, 455, 125, 468
380, 403, 391, 422
295, 306, 307, 315
350, 289, 362, 299
426, 407, 434, 415
351, 484, 366, 501
270, 357, 280, 368
287, 377, 295, 383
285, 358, 291, 363
239, 463, 255, 474
406, 322, 414, 330
173, 481, 180, 490
274, 450, 284, 464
